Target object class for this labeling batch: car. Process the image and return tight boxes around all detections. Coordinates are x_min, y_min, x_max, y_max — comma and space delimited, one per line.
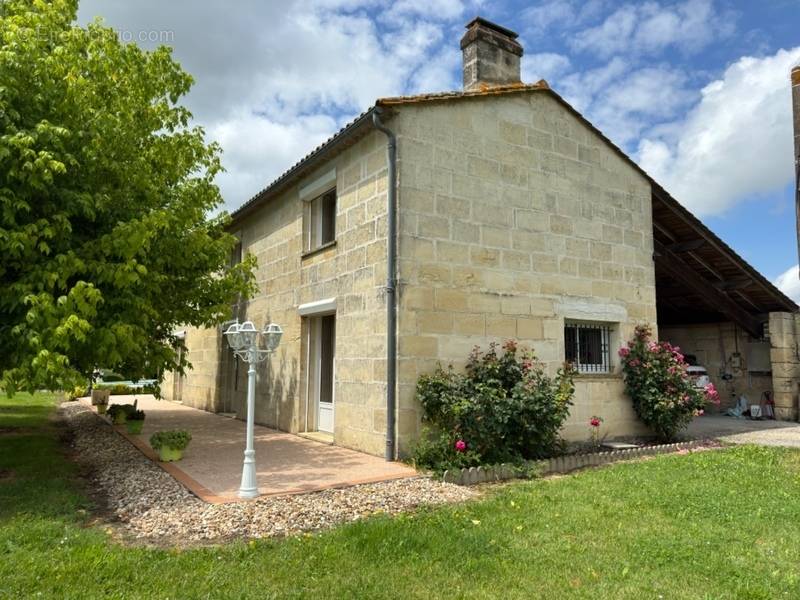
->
686, 365, 711, 389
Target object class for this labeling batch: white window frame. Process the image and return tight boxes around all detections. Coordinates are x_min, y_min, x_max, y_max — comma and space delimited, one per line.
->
303, 189, 336, 253
301, 168, 337, 254
564, 321, 613, 374
300, 300, 337, 434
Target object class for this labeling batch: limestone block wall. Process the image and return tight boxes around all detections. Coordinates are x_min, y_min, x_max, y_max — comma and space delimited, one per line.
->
161, 325, 228, 411
769, 312, 800, 420
659, 322, 773, 412
391, 92, 656, 452
163, 130, 390, 456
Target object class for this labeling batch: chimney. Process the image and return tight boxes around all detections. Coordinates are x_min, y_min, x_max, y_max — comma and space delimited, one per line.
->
793, 65, 800, 266
460, 17, 523, 91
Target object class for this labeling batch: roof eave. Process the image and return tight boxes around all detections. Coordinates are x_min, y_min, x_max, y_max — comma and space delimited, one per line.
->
228, 106, 379, 227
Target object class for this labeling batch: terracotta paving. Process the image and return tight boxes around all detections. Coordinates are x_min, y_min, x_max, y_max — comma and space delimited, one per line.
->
85, 395, 416, 502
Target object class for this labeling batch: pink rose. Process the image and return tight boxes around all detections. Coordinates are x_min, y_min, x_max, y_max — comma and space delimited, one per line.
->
618, 347, 630, 358
590, 417, 601, 428
455, 440, 467, 453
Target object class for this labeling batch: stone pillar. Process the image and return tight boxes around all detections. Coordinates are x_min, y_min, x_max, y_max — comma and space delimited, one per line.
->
460, 17, 523, 91
769, 312, 800, 420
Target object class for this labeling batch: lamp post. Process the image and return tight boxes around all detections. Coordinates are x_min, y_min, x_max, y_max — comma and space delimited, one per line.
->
223, 320, 283, 499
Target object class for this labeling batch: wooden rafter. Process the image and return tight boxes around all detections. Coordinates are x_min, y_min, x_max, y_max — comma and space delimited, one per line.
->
667, 239, 705, 253
653, 240, 762, 337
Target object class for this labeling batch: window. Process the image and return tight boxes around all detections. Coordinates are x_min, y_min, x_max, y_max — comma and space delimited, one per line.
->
564, 321, 612, 373
304, 189, 336, 252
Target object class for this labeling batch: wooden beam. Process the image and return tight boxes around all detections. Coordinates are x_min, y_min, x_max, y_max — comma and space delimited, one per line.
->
652, 191, 796, 310
714, 277, 753, 291
654, 240, 762, 337
653, 220, 676, 242
667, 239, 705, 253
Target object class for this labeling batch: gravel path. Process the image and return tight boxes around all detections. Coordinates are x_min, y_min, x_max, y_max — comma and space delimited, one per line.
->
60, 402, 476, 544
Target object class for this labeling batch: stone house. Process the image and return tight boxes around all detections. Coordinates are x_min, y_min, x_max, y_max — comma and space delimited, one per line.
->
162, 18, 800, 459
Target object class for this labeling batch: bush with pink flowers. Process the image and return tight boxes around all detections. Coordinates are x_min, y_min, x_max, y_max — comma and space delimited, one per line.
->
620, 324, 720, 440
412, 340, 575, 472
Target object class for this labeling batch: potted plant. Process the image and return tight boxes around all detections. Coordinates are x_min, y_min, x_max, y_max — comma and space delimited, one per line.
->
91, 388, 110, 414
149, 430, 192, 462
106, 404, 123, 424
125, 409, 146, 434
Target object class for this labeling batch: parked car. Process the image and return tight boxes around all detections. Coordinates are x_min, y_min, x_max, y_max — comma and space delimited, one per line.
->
686, 365, 711, 389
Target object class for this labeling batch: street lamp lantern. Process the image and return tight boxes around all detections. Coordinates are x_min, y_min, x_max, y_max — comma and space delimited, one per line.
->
224, 322, 244, 351
237, 321, 258, 348
262, 323, 283, 353
222, 318, 282, 499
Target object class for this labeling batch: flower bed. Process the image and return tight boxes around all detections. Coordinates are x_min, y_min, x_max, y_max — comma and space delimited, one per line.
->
413, 340, 575, 473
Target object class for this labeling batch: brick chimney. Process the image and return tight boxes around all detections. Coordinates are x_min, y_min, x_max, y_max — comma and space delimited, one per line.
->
460, 17, 523, 91
793, 65, 800, 266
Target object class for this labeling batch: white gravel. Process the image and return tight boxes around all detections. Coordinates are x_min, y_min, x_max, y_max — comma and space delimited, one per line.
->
60, 402, 475, 543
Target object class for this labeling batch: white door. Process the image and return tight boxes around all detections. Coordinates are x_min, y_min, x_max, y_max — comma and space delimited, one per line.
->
312, 315, 335, 433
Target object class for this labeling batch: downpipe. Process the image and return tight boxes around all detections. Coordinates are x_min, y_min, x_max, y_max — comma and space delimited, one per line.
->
373, 107, 397, 461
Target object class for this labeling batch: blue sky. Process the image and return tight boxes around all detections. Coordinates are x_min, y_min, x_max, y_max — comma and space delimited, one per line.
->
77, 0, 800, 298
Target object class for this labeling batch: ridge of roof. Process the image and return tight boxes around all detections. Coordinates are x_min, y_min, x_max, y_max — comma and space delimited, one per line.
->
377, 80, 549, 106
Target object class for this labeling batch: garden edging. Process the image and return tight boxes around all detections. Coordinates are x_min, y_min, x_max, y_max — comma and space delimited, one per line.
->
442, 440, 712, 485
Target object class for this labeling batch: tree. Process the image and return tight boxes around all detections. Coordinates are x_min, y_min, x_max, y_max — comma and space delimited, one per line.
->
0, 0, 255, 393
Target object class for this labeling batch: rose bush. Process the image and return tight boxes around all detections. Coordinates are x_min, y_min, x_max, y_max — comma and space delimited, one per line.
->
620, 324, 719, 440
412, 341, 575, 472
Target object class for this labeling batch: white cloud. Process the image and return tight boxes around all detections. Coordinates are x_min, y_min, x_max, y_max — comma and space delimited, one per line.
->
209, 112, 338, 209
571, 0, 736, 58
522, 52, 572, 82
77, 0, 463, 210
774, 265, 800, 304
638, 46, 800, 216
555, 59, 694, 147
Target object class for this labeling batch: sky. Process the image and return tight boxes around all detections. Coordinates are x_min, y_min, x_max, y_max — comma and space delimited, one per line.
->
76, 0, 800, 301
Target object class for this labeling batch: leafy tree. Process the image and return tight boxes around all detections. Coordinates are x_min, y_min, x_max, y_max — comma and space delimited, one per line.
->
0, 0, 255, 392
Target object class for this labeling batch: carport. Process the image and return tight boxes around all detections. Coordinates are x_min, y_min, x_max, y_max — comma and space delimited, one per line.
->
650, 185, 800, 420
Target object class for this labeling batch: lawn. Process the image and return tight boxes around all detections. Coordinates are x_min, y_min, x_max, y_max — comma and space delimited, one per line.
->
2, 394, 800, 599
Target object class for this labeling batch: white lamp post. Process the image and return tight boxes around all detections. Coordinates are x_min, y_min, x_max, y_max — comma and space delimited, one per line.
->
223, 320, 283, 499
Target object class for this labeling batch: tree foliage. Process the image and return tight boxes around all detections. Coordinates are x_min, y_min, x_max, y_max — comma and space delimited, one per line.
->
0, 0, 255, 392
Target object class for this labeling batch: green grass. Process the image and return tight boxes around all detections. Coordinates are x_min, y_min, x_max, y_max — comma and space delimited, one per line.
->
2, 394, 800, 599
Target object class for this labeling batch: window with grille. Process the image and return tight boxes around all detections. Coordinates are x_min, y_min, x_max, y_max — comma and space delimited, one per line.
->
564, 321, 612, 373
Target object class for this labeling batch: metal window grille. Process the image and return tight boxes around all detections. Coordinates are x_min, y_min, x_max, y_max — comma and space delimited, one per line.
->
564, 322, 611, 373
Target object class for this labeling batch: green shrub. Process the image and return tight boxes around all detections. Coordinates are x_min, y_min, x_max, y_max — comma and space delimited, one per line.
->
66, 384, 88, 401
620, 324, 720, 441
413, 340, 575, 472
94, 383, 158, 396
150, 430, 192, 451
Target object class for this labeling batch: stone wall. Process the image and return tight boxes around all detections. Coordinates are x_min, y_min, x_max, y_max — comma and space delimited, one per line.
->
659, 322, 773, 412
391, 92, 657, 452
163, 130, 391, 456
769, 312, 800, 420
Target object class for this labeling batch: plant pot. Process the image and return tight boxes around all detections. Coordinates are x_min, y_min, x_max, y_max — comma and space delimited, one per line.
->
96, 403, 108, 415
112, 411, 127, 425
91, 389, 110, 406
157, 446, 184, 462
126, 419, 144, 434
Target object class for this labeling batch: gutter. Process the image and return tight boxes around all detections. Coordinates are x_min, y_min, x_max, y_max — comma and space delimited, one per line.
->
372, 107, 397, 461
